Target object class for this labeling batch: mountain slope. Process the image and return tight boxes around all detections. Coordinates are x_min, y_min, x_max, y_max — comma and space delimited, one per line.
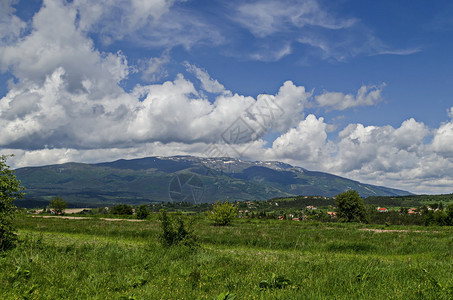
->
14, 156, 412, 206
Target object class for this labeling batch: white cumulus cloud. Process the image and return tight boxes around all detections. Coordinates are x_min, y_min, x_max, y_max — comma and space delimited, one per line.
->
268, 114, 327, 163
185, 63, 230, 95
315, 84, 385, 111
431, 121, 453, 157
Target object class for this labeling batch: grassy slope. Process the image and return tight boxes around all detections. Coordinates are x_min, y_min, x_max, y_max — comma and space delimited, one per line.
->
1, 214, 452, 299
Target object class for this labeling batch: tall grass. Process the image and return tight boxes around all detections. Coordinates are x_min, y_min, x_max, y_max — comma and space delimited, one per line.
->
0, 214, 451, 299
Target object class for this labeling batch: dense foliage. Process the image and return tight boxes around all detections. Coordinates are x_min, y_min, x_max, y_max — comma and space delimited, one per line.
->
424, 204, 453, 226
158, 210, 197, 248
335, 190, 369, 223
49, 197, 67, 214
0, 155, 24, 251
111, 204, 133, 215
136, 204, 149, 219
209, 200, 238, 226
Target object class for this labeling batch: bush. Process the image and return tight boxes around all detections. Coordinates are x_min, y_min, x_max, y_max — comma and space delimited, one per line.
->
111, 204, 133, 215
136, 204, 149, 220
446, 204, 453, 226
0, 155, 24, 251
425, 204, 453, 226
158, 210, 197, 248
209, 200, 238, 226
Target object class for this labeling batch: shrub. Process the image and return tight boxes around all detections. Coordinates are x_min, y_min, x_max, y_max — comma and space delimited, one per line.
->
111, 204, 133, 215
446, 204, 453, 226
209, 200, 238, 226
0, 155, 24, 251
136, 204, 149, 220
158, 209, 197, 248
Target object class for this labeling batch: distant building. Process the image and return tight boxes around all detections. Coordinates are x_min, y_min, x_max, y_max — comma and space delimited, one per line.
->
377, 207, 388, 213
327, 211, 337, 218
408, 208, 418, 215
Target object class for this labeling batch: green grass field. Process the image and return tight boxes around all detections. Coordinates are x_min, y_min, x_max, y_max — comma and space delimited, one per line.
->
1, 214, 452, 299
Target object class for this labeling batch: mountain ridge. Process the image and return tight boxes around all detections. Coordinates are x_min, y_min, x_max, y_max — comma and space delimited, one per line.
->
14, 155, 412, 206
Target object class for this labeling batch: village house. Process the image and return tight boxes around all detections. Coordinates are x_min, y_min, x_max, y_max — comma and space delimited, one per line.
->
408, 208, 418, 215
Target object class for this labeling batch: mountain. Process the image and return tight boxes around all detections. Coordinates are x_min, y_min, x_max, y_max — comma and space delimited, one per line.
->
14, 156, 412, 207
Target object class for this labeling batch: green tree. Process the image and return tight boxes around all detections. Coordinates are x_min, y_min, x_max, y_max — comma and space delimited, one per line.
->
399, 207, 408, 214
136, 204, 149, 220
0, 155, 24, 251
335, 190, 368, 223
49, 197, 67, 214
446, 204, 453, 226
209, 200, 238, 226
424, 210, 435, 226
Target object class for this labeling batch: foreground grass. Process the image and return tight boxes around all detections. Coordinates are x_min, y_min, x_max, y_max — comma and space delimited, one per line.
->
0, 215, 452, 299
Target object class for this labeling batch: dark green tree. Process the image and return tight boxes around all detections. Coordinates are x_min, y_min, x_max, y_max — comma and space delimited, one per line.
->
209, 200, 238, 226
424, 210, 435, 226
111, 204, 133, 215
0, 155, 24, 251
335, 190, 368, 223
446, 204, 453, 226
136, 204, 149, 220
399, 207, 408, 214
49, 197, 67, 214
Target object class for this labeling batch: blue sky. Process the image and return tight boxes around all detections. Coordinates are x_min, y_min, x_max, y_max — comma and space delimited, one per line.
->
1, 0, 453, 194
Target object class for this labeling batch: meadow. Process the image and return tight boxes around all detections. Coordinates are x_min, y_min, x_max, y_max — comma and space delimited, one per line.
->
1, 213, 452, 299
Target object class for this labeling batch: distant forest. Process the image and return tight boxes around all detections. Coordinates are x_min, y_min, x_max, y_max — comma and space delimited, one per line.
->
14, 193, 453, 209
365, 194, 453, 207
